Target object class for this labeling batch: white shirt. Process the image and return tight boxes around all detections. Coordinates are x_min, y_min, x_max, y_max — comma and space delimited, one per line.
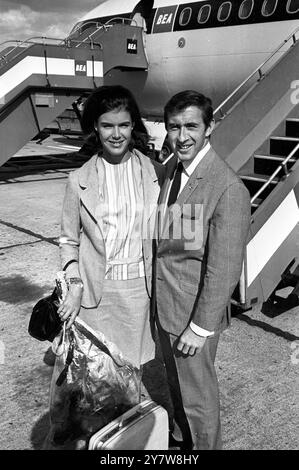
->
179, 142, 211, 196
172, 142, 214, 338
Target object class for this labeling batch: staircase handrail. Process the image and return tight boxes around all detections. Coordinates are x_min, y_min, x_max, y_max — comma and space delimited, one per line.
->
0, 36, 67, 65
0, 39, 24, 50
250, 143, 299, 204
214, 25, 299, 121
0, 35, 103, 69
68, 19, 139, 50
73, 24, 108, 48
0, 40, 23, 60
67, 20, 104, 37
105, 17, 137, 26
67, 21, 106, 45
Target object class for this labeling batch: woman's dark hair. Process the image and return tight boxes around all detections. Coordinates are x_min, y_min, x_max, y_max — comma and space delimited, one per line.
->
80, 85, 149, 154
164, 90, 214, 129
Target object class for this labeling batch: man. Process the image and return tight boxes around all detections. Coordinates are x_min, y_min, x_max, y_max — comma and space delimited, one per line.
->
153, 90, 251, 450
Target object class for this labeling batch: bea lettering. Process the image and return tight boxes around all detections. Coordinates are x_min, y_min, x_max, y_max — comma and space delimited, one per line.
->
156, 13, 173, 25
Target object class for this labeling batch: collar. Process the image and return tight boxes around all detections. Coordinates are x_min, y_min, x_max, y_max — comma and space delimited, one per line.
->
182, 142, 211, 177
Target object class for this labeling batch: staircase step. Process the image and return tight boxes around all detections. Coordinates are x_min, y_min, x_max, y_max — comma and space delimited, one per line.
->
254, 154, 297, 175
270, 136, 299, 156
240, 173, 279, 198
286, 118, 299, 138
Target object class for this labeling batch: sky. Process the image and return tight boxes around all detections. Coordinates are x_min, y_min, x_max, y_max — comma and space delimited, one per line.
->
0, 0, 105, 44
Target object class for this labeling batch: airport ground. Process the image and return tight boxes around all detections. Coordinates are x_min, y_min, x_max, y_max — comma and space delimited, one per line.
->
0, 136, 298, 451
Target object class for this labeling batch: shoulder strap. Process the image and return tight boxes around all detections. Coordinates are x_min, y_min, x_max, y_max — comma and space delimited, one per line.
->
62, 259, 77, 271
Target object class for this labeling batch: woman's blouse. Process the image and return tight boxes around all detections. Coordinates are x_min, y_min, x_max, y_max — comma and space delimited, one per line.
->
96, 152, 145, 281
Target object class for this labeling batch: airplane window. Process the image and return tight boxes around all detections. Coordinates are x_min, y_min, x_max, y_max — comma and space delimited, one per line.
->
179, 7, 192, 26
287, 0, 299, 14
197, 4, 211, 24
262, 0, 278, 16
217, 2, 232, 22
239, 0, 254, 19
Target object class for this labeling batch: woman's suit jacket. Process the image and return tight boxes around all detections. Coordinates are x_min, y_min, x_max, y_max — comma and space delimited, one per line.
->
60, 149, 165, 308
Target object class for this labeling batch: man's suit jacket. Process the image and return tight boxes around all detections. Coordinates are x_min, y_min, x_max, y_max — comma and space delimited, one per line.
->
155, 146, 251, 335
60, 149, 165, 308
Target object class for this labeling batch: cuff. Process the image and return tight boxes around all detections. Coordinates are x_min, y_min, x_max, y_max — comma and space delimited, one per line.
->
189, 321, 214, 337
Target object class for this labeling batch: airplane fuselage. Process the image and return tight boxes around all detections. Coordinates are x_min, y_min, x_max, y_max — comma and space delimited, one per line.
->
71, 0, 299, 117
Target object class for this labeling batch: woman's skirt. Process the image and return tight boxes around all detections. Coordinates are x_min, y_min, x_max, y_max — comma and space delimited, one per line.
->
79, 277, 155, 369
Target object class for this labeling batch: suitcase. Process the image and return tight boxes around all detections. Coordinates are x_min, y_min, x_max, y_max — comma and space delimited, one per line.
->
88, 399, 169, 450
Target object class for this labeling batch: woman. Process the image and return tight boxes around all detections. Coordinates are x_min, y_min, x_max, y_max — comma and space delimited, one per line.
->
57, 85, 165, 368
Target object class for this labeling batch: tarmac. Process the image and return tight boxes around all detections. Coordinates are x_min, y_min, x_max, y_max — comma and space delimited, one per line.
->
0, 137, 298, 450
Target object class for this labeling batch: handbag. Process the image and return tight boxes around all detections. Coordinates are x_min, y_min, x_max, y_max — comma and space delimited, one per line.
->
28, 259, 76, 342
28, 288, 62, 342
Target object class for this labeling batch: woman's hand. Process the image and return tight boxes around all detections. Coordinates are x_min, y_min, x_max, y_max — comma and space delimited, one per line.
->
57, 285, 83, 329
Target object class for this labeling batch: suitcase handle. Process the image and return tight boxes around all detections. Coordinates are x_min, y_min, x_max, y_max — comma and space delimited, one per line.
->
118, 400, 151, 429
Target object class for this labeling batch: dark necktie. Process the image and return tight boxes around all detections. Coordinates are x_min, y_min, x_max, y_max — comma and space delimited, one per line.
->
167, 161, 184, 207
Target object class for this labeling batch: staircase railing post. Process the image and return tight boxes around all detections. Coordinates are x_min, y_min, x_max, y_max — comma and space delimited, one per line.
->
281, 162, 289, 177
92, 54, 96, 88
89, 36, 94, 50
43, 49, 50, 87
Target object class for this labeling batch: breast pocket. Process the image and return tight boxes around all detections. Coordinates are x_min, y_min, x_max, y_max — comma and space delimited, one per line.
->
180, 280, 197, 296
180, 204, 204, 251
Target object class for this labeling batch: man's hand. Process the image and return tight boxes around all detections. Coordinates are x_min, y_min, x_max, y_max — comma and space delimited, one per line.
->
57, 285, 82, 329
177, 325, 207, 356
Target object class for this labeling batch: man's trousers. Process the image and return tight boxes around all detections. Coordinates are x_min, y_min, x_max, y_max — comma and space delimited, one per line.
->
158, 326, 222, 450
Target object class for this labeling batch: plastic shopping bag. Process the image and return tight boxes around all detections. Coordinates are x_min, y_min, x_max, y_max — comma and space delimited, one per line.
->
44, 318, 141, 449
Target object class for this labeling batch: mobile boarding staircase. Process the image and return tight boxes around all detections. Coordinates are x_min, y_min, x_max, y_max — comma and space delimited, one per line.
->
0, 21, 148, 168
212, 27, 299, 311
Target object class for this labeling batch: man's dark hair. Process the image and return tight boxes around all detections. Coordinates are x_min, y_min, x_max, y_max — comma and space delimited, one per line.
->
164, 90, 214, 129
81, 85, 149, 154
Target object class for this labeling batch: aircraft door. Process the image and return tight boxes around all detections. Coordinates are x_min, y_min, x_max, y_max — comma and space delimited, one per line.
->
131, 0, 154, 33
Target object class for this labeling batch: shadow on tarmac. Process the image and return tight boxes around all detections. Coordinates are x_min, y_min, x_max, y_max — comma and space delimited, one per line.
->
0, 275, 52, 304
235, 312, 299, 342
31, 412, 51, 450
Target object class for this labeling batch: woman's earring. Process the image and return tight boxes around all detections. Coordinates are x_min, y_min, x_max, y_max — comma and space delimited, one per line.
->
94, 127, 100, 146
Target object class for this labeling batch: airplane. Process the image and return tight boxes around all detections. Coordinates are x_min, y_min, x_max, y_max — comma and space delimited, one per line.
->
68, 0, 299, 122
2, 0, 299, 150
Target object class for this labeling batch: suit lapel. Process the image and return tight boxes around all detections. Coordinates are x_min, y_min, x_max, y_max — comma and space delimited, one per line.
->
160, 147, 216, 239
134, 149, 160, 227
78, 154, 104, 235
